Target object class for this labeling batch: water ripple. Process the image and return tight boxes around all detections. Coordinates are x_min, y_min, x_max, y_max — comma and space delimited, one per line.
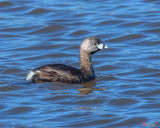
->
0, 0, 160, 127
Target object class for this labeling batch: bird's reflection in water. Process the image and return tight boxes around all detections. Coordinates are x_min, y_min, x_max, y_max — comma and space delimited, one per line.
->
35, 79, 106, 95
78, 80, 106, 95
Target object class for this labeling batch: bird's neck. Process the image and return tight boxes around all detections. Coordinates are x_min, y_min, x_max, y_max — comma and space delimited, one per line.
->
79, 50, 95, 78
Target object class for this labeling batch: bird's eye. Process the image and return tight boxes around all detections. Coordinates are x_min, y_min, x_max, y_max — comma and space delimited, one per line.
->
94, 43, 97, 45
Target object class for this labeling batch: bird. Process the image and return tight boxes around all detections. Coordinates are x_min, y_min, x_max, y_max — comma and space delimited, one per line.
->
26, 36, 108, 84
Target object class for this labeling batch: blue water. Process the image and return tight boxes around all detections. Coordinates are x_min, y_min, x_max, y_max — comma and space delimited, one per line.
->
0, 0, 160, 127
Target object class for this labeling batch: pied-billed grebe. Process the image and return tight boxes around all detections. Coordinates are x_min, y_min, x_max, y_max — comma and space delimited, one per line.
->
26, 36, 108, 84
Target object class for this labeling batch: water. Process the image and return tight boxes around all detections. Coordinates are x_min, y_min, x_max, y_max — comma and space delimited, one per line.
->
0, 0, 160, 127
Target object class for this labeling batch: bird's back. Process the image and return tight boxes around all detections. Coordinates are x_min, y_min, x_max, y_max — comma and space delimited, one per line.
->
27, 64, 84, 84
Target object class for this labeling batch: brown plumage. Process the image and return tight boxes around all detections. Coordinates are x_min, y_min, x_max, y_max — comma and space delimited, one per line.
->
26, 36, 108, 84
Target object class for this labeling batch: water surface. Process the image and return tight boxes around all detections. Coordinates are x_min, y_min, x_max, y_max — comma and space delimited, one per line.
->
0, 0, 160, 127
